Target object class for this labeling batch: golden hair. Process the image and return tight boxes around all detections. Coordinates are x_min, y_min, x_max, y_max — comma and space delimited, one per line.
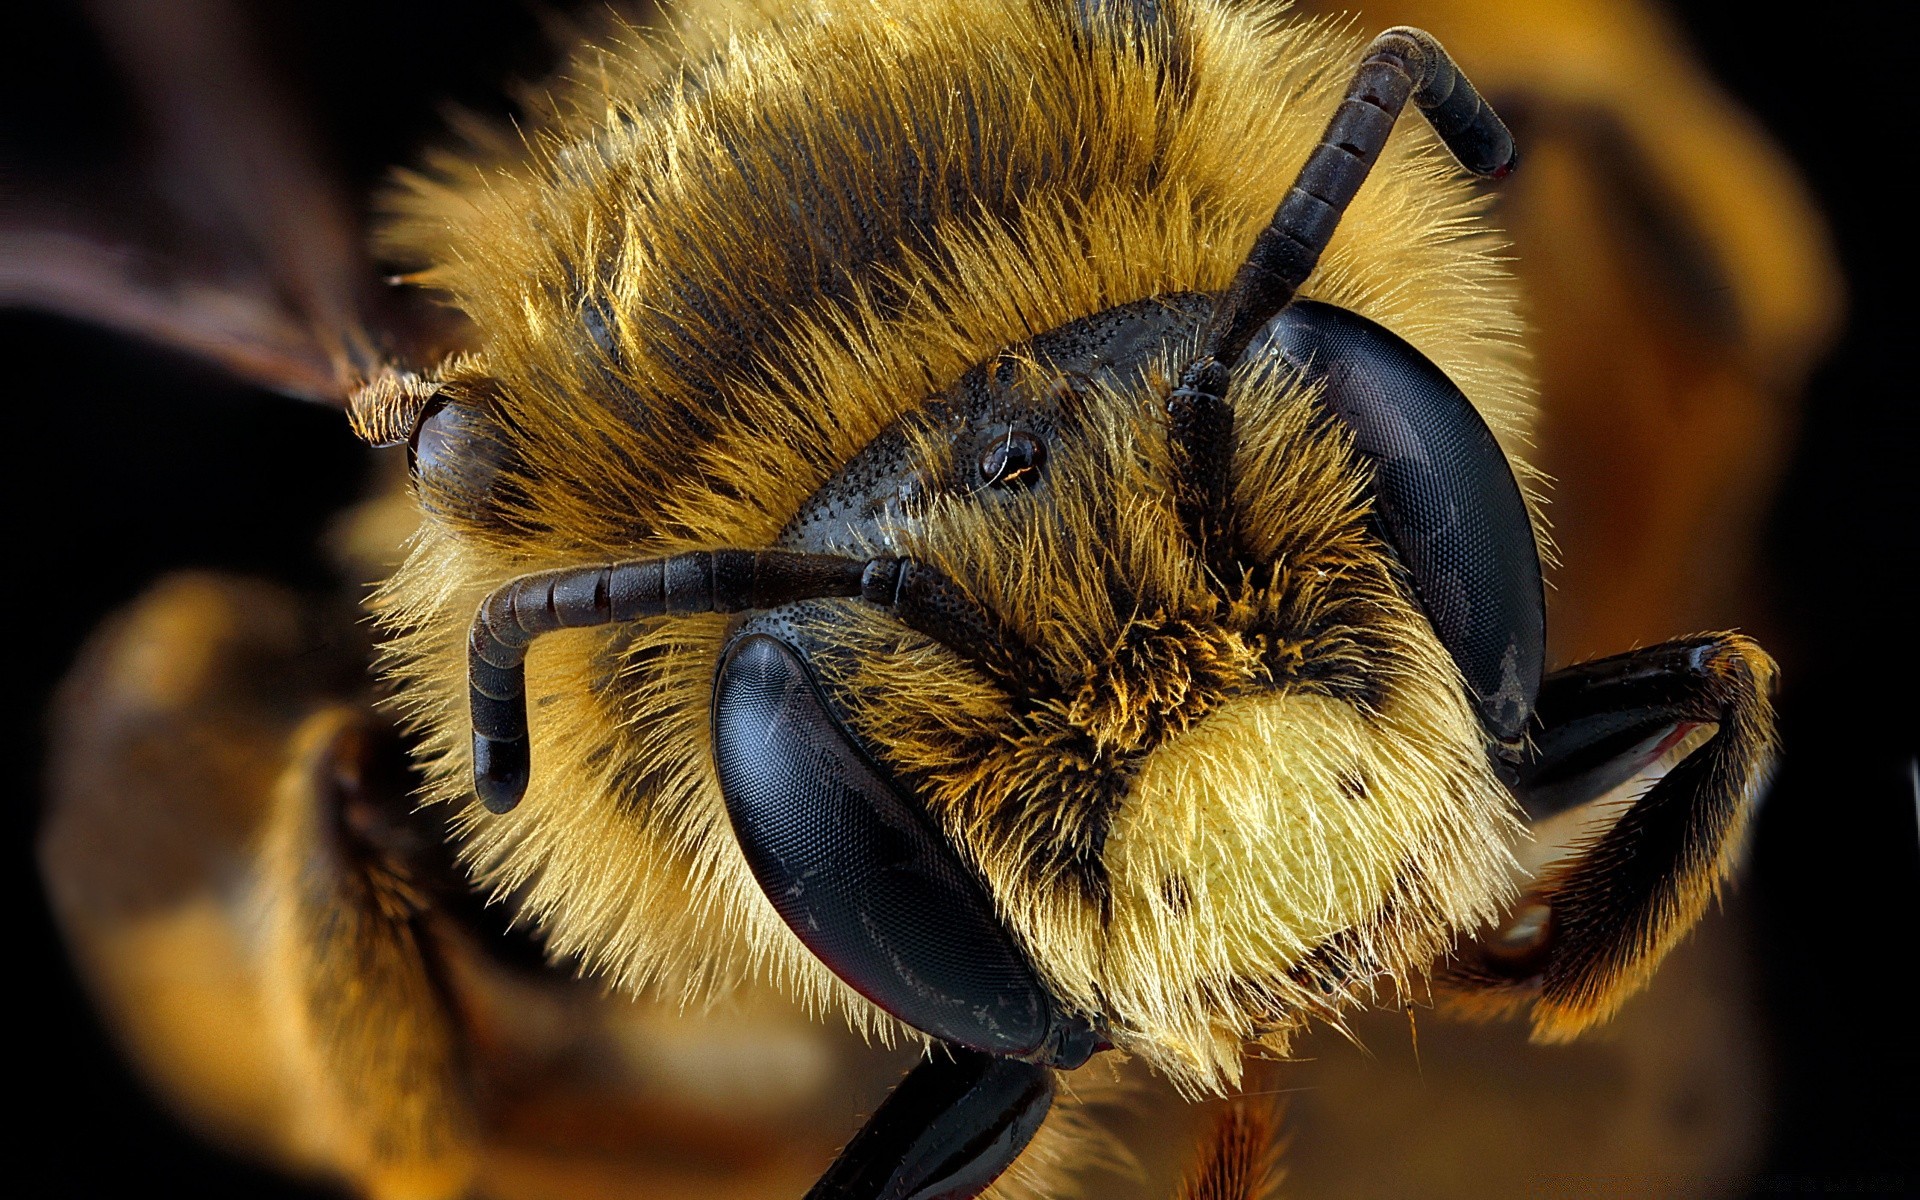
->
373, 0, 1535, 1092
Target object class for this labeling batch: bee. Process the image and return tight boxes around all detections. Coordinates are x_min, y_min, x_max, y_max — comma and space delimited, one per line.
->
346, 0, 1779, 1191
23, 0, 1805, 1196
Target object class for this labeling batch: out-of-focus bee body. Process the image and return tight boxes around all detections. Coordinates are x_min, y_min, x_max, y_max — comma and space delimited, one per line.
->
43, 568, 924, 1200
25, 0, 1804, 1197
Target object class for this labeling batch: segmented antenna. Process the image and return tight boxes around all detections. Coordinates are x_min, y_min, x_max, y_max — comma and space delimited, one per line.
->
467, 551, 1015, 813
1204, 26, 1515, 367
1167, 27, 1514, 571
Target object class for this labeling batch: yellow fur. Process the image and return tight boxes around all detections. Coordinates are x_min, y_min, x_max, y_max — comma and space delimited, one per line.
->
810, 361, 1517, 1086
1174, 1093, 1287, 1200
374, 0, 1534, 1091
259, 708, 475, 1196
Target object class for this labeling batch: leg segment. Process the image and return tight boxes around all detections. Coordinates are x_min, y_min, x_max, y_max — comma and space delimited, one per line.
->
1449, 634, 1777, 1038
805, 1049, 1055, 1200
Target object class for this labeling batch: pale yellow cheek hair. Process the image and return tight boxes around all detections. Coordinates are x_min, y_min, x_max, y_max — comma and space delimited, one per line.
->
823, 364, 1518, 1089
373, 0, 1536, 1092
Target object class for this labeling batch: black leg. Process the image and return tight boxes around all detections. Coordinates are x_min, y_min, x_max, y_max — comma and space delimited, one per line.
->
805, 1048, 1055, 1200
1447, 634, 1777, 1038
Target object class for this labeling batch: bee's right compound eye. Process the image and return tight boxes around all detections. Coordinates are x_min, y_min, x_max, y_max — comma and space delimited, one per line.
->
712, 633, 1093, 1065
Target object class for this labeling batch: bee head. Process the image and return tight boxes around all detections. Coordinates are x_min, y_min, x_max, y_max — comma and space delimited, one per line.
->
711, 293, 1541, 1084
372, 0, 1543, 1092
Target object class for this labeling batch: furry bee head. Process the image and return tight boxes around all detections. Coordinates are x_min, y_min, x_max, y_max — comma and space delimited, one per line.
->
368, 0, 1544, 1091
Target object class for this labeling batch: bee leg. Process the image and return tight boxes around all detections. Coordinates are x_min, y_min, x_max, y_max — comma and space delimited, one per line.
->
805, 1048, 1054, 1200
1448, 634, 1777, 1039
260, 706, 479, 1194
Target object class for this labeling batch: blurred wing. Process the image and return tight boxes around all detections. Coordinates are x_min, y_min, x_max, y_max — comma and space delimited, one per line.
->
2, 0, 402, 401
0, 222, 350, 400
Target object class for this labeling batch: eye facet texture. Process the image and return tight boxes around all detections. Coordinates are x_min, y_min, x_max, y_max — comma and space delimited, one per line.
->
713, 633, 1081, 1061
1252, 301, 1544, 738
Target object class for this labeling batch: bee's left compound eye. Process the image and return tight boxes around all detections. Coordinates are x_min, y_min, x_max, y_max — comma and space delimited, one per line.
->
1253, 302, 1546, 739
979, 430, 1047, 489
712, 633, 1093, 1066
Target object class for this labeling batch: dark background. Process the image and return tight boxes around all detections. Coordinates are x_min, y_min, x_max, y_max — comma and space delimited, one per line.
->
4, 0, 1912, 1194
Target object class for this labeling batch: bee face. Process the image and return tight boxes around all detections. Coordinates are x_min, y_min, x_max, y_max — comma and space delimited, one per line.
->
710, 293, 1519, 1082
29, 0, 1812, 1193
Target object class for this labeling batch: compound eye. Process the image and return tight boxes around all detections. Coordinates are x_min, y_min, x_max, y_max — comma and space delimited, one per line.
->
713, 634, 1078, 1061
1252, 301, 1545, 739
408, 396, 516, 526
407, 397, 447, 468
980, 430, 1047, 489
